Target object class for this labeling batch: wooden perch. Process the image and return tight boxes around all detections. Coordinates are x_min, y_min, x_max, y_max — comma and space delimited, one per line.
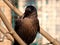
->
0, 25, 14, 42
40, 28, 60, 45
0, 9, 27, 45
3, 0, 60, 45
4, 0, 23, 16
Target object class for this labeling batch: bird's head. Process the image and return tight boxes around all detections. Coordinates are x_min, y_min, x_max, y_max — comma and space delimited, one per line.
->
24, 5, 37, 17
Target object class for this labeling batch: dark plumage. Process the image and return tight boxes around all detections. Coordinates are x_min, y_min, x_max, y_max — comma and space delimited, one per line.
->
14, 5, 40, 45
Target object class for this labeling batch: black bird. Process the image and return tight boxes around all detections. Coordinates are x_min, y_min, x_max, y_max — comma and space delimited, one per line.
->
14, 5, 40, 45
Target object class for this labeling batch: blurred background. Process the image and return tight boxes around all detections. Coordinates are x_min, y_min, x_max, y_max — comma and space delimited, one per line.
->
0, 0, 60, 45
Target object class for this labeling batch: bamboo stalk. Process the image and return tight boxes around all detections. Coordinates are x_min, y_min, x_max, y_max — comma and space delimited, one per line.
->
4, 0, 23, 16
0, 9, 27, 45
40, 28, 60, 45
0, 25, 14, 42
3, 0, 60, 45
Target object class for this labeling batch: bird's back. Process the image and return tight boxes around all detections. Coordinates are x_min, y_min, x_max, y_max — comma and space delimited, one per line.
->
15, 17, 39, 44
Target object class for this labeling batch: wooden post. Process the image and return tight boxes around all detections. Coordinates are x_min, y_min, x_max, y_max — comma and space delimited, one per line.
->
0, 9, 27, 45
0, 25, 14, 42
3, 0, 60, 45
